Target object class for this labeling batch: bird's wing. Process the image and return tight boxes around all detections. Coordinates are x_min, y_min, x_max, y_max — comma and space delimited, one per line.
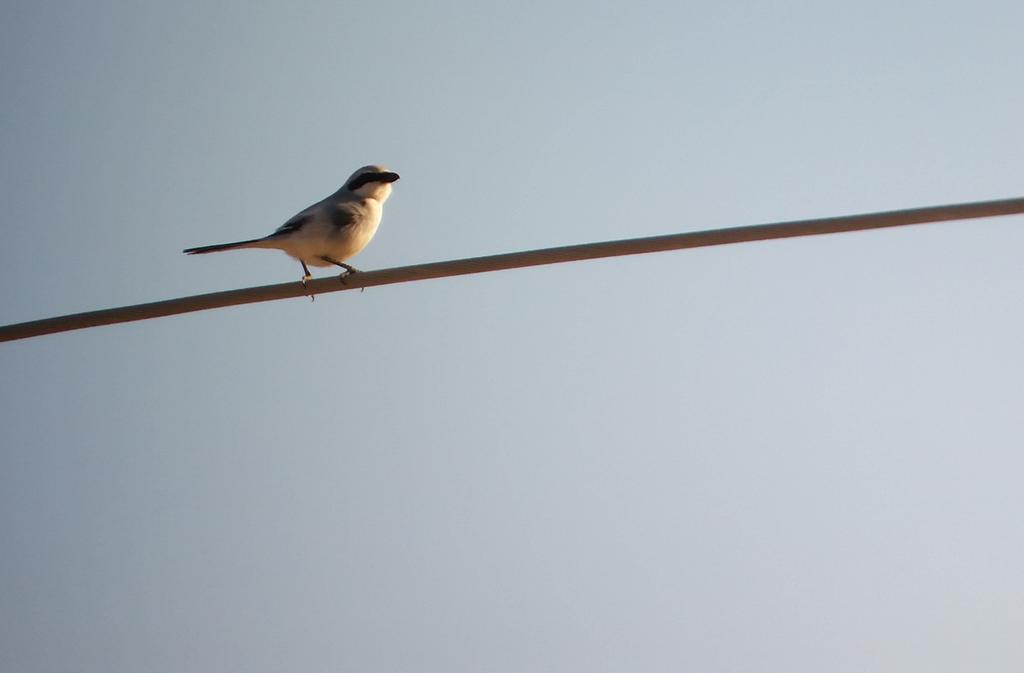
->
268, 200, 362, 239
327, 200, 364, 229
268, 208, 317, 239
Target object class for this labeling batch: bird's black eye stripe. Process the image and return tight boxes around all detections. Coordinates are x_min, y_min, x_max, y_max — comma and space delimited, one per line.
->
347, 172, 390, 190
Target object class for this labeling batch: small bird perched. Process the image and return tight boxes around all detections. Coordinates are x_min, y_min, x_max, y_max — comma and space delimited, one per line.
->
184, 165, 399, 284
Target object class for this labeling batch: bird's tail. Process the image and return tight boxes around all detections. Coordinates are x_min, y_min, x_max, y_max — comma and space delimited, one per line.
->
183, 238, 268, 255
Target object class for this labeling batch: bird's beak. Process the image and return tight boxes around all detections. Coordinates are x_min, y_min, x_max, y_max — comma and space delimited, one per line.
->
380, 171, 400, 183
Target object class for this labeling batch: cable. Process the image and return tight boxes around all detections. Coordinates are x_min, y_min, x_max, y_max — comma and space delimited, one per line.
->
2, 196, 1022, 342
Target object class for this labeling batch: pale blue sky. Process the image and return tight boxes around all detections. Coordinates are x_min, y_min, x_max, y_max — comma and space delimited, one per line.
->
2, 1, 1023, 671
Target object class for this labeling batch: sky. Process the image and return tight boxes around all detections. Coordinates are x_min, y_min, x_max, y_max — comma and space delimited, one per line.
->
2, 1, 1023, 671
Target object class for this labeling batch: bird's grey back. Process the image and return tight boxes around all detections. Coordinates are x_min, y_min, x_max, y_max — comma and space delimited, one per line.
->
269, 188, 367, 238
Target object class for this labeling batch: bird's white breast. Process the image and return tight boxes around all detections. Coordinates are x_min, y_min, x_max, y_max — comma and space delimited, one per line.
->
280, 199, 383, 267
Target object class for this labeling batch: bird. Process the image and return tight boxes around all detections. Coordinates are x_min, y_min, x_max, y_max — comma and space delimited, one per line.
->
183, 165, 400, 285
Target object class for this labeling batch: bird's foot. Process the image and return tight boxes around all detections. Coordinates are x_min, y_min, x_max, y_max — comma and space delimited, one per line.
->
301, 274, 315, 302
320, 257, 361, 290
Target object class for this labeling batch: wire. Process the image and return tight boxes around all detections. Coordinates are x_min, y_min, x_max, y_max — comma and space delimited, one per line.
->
2, 196, 1023, 342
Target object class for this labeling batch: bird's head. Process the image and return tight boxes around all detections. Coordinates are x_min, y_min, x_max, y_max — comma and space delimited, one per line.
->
344, 165, 400, 202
